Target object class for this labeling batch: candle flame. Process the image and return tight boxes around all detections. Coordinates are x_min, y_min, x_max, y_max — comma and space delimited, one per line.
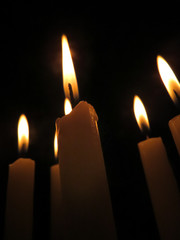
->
18, 114, 29, 153
133, 95, 150, 133
62, 34, 79, 101
54, 129, 58, 159
64, 98, 72, 115
157, 55, 180, 104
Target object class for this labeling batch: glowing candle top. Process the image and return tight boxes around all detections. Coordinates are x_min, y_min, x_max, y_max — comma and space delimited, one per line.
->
64, 98, 72, 115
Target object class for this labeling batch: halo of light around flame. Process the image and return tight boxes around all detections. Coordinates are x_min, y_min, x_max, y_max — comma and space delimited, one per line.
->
157, 55, 180, 103
62, 34, 79, 101
18, 114, 29, 152
64, 98, 72, 115
133, 95, 150, 132
54, 129, 58, 159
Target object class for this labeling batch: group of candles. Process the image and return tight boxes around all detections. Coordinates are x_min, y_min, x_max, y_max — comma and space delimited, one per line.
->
3, 35, 180, 240
134, 56, 180, 240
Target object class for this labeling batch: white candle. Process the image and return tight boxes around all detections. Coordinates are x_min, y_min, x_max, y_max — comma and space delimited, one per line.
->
138, 138, 180, 240
134, 96, 180, 240
55, 35, 117, 240
4, 114, 35, 240
56, 100, 117, 240
50, 130, 62, 240
157, 55, 180, 155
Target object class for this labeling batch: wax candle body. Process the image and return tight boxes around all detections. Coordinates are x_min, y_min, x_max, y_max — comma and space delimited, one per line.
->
138, 137, 180, 240
4, 158, 35, 240
50, 163, 62, 240
56, 101, 117, 240
169, 114, 180, 155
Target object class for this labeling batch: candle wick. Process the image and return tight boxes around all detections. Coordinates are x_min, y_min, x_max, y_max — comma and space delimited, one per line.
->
18, 143, 28, 157
68, 83, 74, 104
68, 83, 79, 107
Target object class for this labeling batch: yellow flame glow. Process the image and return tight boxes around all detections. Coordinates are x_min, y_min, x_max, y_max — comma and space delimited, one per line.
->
133, 95, 150, 132
54, 129, 58, 159
157, 55, 180, 104
62, 34, 79, 101
64, 98, 72, 115
18, 114, 29, 153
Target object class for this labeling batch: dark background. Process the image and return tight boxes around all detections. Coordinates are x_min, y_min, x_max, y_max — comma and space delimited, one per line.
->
0, 3, 180, 240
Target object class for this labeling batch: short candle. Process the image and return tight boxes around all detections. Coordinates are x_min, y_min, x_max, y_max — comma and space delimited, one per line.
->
4, 114, 35, 240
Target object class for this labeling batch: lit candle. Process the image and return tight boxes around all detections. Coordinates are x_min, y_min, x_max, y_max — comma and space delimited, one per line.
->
4, 114, 35, 240
134, 95, 180, 240
50, 129, 62, 240
55, 35, 117, 240
157, 55, 180, 155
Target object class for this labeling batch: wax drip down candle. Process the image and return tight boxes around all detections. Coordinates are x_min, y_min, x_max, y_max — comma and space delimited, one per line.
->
4, 114, 35, 240
134, 95, 180, 240
157, 55, 180, 156
55, 35, 117, 240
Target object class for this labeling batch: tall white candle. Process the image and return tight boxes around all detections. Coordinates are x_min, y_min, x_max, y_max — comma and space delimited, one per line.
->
4, 114, 35, 240
134, 96, 180, 240
55, 35, 117, 240
56, 101, 117, 240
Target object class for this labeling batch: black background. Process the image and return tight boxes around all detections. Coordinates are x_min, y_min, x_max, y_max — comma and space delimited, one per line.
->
0, 3, 180, 240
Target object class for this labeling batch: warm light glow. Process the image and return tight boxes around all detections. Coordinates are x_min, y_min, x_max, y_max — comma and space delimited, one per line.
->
133, 95, 150, 132
64, 98, 72, 115
157, 55, 180, 104
62, 34, 79, 101
18, 114, 29, 153
54, 129, 58, 159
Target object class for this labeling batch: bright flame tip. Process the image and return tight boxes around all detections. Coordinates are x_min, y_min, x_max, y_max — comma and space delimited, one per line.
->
133, 95, 150, 134
157, 55, 180, 104
18, 114, 29, 153
62, 35, 79, 101
61, 34, 67, 43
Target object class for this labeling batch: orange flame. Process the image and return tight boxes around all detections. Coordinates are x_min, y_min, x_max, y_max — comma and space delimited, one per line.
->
64, 98, 72, 115
18, 114, 29, 153
133, 95, 150, 133
62, 35, 79, 101
54, 129, 58, 159
157, 55, 180, 104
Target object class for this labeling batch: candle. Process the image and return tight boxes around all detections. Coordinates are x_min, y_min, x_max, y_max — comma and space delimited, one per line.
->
55, 35, 117, 240
157, 55, 180, 155
50, 129, 62, 240
134, 95, 180, 240
4, 114, 35, 240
